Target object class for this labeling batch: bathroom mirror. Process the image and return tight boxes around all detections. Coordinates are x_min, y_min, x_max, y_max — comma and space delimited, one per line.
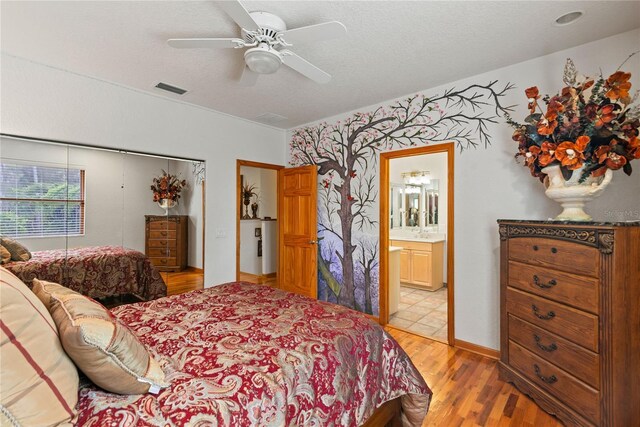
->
389, 180, 439, 230
390, 184, 404, 229
405, 185, 420, 227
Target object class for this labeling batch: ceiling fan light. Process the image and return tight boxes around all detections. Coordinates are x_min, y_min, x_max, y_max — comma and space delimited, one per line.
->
244, 46, 282, 74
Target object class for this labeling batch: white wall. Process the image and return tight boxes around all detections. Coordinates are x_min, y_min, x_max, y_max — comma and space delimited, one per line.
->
288, 29, 640, 350
169, 159, 204, 269
239, 219, 262, 275
239, 166, 278, 276
240, 166, 278, 219
260, 169, 277, 219
1, 53, 286, 287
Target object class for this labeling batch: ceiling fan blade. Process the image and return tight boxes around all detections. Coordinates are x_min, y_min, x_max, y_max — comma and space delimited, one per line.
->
240, 66, 259, 86
217, 0, 260, 31
167, 38, 243, 49
280, 21, 347, 45
281, 51, 331, 84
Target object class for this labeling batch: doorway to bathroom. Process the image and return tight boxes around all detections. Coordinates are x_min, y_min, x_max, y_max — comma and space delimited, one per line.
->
236, 160, 283, 286
379, 143, 454, 345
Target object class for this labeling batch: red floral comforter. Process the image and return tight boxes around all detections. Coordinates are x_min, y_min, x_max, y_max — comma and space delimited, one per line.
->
4, 246, 166, 301
75, 283, 432, 426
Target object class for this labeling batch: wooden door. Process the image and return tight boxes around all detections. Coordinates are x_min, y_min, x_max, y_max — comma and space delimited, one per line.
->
411, 250, 432, 287
399, 250, 411, 282
278, 165, 318, 298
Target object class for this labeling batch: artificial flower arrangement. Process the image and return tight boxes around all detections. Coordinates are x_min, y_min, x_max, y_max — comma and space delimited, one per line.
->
150, 170, 187, 203
242, 183, 258, 203
508, 57, 640, 182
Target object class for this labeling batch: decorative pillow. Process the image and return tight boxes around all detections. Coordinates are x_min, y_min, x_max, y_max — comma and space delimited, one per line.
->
32, 279, 168, 395
0, 236, 31, 262
0, 267, 78, 426
0, 245, 10, 264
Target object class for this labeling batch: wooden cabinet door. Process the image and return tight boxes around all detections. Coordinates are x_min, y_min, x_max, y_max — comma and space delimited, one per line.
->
411, 250, 432, 287
278, 165, 318, 298
399, 250, 411, 282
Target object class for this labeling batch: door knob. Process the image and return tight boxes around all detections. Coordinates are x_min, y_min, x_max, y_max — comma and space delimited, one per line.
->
309, 240, 317, 244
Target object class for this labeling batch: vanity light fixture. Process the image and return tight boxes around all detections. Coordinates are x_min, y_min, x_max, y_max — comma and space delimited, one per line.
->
402, 171, 431, 186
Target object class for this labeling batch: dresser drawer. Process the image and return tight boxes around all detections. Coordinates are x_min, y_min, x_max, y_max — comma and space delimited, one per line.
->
508, 261, 599, 314
508, 237, 599, 277
148, 239, 177, 249
148, 220, 178, 230
509, 341, 600, 424
509, 315, 599, 389
150, 257, 177, 268
147, 247, 177, 258
148, 230, 177, 240
506, 287, 598, 352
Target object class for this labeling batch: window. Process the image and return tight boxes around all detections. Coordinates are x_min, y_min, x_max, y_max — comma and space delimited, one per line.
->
0, 163, 85, 238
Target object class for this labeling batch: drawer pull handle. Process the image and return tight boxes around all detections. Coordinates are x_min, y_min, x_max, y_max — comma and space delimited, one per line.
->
533, 275, 557, 289
534, 335, 558, 352
532, 245, 539, 251
534, 364, 558, 384
532, 304, 555, 320
551, 247, 558, 254
161, 231, 167, 236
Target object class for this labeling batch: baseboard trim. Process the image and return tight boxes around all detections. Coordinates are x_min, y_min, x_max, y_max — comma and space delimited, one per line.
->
384, 324, 448, 345
454, 339, 500, 359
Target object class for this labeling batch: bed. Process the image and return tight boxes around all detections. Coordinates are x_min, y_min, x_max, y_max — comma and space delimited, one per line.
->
74, 282, 432, 426
3, 245, 166, 301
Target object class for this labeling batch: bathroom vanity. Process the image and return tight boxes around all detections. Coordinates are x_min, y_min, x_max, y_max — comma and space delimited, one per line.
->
391, 238, 444, 291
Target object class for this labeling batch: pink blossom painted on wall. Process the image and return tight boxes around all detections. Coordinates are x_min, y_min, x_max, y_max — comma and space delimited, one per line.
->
290, 81, 514, 314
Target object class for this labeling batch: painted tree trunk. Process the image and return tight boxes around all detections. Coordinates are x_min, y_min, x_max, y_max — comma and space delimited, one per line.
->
336, 178, 356, 309
289, 81, 513, 315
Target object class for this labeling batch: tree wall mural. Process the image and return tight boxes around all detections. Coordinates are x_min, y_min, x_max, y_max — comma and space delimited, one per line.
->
289, 81, 514, 314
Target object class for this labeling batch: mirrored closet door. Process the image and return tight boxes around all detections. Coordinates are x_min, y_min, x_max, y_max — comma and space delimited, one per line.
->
0, 135, 205, 305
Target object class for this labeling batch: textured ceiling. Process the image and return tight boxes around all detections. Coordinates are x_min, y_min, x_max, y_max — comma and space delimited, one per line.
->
1, 1, 639, 129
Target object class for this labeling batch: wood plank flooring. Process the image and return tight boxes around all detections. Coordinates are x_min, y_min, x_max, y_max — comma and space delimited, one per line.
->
162, 272, 562, 426
161, 267, 204, 296
239, 271, 278, 287
388, 328, 562, 426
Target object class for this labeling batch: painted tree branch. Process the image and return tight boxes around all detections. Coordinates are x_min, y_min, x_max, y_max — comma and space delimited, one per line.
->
289, 79, 514, 313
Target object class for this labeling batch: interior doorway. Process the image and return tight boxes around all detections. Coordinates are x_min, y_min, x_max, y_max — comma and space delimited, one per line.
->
236, 160, 284, 286
379, 143, 454, 345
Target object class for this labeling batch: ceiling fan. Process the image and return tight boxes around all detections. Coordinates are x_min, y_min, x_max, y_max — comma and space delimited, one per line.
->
167, 0, 347, 85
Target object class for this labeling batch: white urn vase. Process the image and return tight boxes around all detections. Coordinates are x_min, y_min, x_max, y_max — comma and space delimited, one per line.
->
158, 198, 177, 212
541, 164, 612, 221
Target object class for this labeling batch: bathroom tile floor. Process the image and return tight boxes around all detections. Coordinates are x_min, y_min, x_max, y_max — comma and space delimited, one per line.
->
390, 285, 448, 342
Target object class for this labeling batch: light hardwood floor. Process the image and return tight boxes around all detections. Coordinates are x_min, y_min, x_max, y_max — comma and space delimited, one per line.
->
239, 271, 278, 287
388, 328, 562, 426
163, 271, 561, 426
161, 267, 204, 296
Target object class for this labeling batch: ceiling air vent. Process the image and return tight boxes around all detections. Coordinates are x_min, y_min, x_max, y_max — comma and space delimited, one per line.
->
155, 82, 187, 95
254, 113, 288, 125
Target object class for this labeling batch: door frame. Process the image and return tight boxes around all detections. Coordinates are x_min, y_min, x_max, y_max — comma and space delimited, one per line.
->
236, 160, 285, 282
379, 143, 455, 346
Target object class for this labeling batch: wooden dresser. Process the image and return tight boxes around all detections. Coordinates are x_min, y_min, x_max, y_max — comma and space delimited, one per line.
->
145, 215, 188, 272
498, 220, 639, 426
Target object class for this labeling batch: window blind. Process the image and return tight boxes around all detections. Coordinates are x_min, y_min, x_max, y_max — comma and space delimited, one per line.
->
0, 163, 85, 238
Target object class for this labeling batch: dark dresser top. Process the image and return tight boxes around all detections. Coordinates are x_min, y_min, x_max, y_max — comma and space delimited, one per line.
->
497, 219, 640, 227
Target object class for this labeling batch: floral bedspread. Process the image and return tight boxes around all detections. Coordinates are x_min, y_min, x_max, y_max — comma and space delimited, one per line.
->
4, 245, 166, 301
75, 283, 432, 426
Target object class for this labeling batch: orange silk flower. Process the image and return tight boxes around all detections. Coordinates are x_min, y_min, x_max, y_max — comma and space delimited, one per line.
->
605, 71, 632, 101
